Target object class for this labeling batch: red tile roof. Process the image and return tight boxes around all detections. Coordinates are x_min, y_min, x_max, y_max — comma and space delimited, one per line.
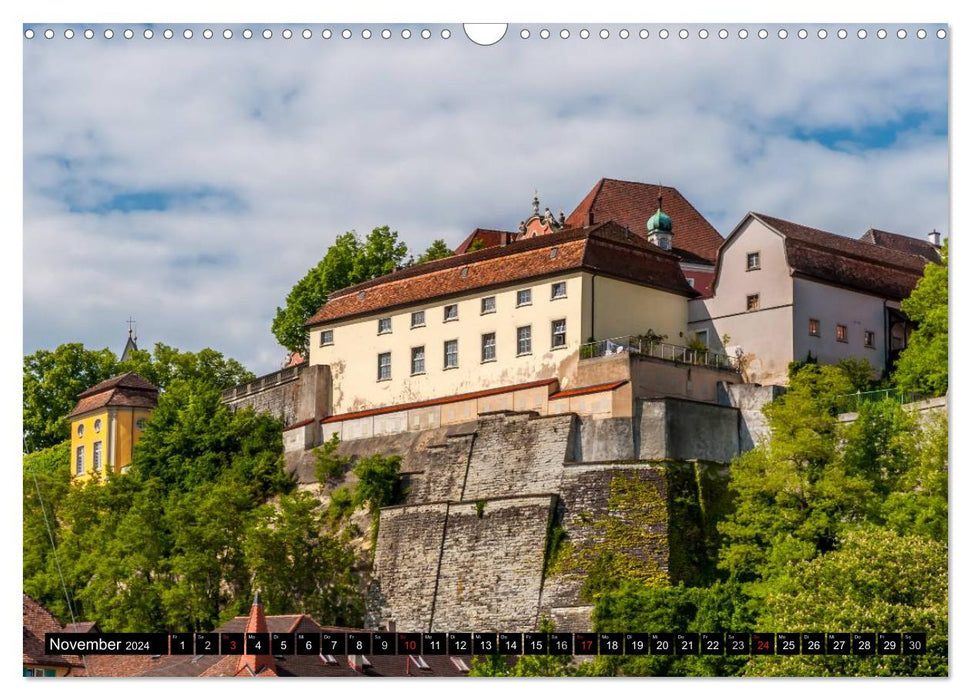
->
549, 380, 627, 400
69, 372, 159, 418
307, 222, 696, 326
22, 594, 86, 673
454, 227, 517, 254
320, 378, 559, 424
235, 593, 277, 677
753, 213, 930, 300
566, 179, 725, 264
860, 228, 942, 263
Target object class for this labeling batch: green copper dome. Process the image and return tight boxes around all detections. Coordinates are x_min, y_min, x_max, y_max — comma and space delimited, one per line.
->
647, 202, 672, 234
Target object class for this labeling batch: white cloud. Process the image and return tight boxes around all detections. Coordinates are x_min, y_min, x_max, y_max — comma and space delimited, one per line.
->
23, 25, 948, 374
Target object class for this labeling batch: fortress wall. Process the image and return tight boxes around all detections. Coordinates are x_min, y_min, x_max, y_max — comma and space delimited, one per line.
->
223, 364, 331, 427
430, 496, 557, 632
461, 413, 576, 501
366, 503, 449, 632
539, 464, 672, 629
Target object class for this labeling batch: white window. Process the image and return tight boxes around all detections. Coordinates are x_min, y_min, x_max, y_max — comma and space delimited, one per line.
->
481, 296, 496, 314
551, 319, 567, 349
411, 346, 425, 375
516, 289, 532, 307
411, 310, 425, 328
444, 340, 458, 369
378, 317, 392, 334
746, 294, 760, 311
444, 304, 458, 322
517, 326, 532, 355
77, 423, 84, 438
481, 332, 496, 362
75, 445, 84, 475
93, 441, 102, 472
836, 324, 848, 343
551, 281, 567, 299
377, 352, 392, 381
864, 330, 875, 349
321, 329, 334, 346
94, 418, 102, 433
746, 251, 761, 270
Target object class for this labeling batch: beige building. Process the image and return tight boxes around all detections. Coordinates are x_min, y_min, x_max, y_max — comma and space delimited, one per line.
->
306, 221, 698, 417
689, 213, 940, 385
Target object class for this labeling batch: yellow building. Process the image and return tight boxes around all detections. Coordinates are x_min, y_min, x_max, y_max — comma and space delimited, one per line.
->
68, 372, 158, 483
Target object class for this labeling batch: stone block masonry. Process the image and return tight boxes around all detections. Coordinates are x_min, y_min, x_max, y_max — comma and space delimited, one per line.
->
367, 503, 448, 632
431, 496, 557, 631
223, 363, 331, 428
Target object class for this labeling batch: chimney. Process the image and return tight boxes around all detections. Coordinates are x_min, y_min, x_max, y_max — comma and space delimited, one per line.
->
927, 229, 941, 247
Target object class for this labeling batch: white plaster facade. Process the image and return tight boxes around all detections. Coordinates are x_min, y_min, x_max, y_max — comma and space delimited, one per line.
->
309, 271, 689, 415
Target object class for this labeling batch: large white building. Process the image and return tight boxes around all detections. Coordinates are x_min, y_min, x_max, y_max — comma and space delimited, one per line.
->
306, 220, 701, 418
688, 212, 941, 385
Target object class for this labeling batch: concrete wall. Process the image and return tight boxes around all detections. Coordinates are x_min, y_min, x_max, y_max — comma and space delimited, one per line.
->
628, 355, 740, 404
720, 382, 786, 451
637, 398, 739, 463
793, 277, 887, 375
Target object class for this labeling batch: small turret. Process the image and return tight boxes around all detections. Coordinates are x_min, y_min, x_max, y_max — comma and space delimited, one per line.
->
646, 190, 674, 251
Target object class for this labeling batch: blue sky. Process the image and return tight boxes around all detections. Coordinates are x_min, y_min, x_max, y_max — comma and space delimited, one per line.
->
22, 23, 948, 374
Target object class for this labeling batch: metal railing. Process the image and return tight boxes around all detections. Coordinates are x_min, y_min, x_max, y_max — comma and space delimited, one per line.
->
835, 387, 927, 413
579, 335, 739, 371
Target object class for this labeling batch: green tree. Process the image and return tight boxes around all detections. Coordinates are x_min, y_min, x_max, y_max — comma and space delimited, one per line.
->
271, 226, 408, 354
245, 491, 363, 626
23, 343, 117, 452
749, 528, 947, 676
415, 238, 453, 264
118, 342, 253, 390
894, 241, 948, 396
591, 580, 752, 676
314, 434, 347, 484
352, 454, 404, 513
131, 379, 290, 497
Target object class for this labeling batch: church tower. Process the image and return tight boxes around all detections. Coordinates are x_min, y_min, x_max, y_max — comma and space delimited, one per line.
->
646, 192, 674, 251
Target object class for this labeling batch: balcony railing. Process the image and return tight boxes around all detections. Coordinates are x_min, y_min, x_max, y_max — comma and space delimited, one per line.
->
835, 388, 928, 414
579, 335, 739, 371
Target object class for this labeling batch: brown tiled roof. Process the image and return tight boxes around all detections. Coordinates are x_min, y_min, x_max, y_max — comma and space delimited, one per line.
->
549, 380, 627, 400
22, 594, 85, 671
307, 222, 696, 326
69, 372, 158, 418
753, 213, 929, 301
320, 378, 559, 424
77, 372, 158, 398
455, 227, 517, 254
860, 228, 942, 263
566, 179, 725, 264
63, 621, 99, 634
